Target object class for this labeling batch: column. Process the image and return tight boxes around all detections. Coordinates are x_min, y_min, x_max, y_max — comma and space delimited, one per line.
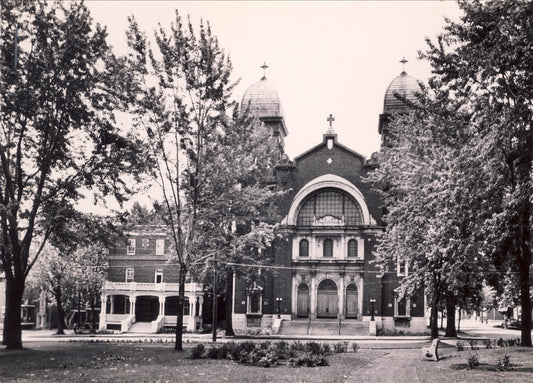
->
110, 296, 115, 314
310, 269, 317, 320
191, 297, 197, 318
338, 273, 345, 320
158, 296, 165, 317
99, 294, 108, 331
129, 295, 136, 316
198, 296, 203, 317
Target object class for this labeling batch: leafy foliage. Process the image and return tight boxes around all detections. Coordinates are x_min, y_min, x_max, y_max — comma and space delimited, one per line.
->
0, 1, 141, 349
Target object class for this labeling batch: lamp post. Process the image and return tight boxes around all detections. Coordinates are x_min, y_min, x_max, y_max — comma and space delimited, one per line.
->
276, 297, 283, 318
370, 299, 376, 321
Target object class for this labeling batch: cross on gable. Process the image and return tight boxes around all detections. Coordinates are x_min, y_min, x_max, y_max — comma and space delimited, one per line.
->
260, 62, 269, 79
327, 114, 335, 128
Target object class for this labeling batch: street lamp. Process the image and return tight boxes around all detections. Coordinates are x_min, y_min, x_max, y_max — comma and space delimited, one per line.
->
276, 297, 283, 318
369, 299, 376, 321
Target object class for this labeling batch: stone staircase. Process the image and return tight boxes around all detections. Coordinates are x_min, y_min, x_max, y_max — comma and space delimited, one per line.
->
128, 322, 153, 333
278, 318, 369, 336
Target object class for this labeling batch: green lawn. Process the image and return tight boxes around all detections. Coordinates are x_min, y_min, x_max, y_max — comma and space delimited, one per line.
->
0, 342, 381, 382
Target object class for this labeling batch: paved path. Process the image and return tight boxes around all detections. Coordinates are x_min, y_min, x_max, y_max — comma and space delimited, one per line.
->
348, 349, 421, 383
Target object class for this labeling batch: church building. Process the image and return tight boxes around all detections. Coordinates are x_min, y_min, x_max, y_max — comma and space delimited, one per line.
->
231, 63, 426, 335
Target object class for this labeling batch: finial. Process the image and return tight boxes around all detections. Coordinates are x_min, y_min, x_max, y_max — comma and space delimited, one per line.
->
260, 62, 269, 79
400, 57, 408, 75
326, 113, 335, 134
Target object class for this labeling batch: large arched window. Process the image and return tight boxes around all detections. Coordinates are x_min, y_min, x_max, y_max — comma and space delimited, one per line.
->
323, 238, 333, 257
299, 239, 309, 257
297, 189, 363, 226
347, 239, 358, 257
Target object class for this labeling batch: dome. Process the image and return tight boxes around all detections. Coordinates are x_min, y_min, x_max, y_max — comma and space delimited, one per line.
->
241, 77, 283, 119
383, 71, 421, 114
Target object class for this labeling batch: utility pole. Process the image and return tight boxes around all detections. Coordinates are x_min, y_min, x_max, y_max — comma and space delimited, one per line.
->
212, 252, 217, 342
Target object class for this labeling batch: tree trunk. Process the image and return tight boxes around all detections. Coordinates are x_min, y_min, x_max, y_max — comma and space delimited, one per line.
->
225, 269, 234, 337
174, 264, 186, 351
2, 276, 25, 349
444, 295, 457, 337
89, 295, 96, 333
430, 296, 439, 339
54, 289, 65, 335
519, 253, 532, 347
457, 307, 461, 333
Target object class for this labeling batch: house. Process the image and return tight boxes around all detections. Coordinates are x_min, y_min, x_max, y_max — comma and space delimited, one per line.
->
99, 225, 204, 333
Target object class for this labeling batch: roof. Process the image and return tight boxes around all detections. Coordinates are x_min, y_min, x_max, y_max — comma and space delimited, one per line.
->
383, 71, 421, 114
241, 77, 284, 119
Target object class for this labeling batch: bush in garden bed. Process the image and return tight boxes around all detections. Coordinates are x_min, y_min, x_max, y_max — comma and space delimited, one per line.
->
191, 340, 336, 367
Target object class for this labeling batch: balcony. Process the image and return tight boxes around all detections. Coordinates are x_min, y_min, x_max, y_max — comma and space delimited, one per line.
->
104, 281, 203, 293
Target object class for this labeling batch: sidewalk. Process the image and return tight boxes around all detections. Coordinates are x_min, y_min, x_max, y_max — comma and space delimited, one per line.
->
347, 349, 422, 383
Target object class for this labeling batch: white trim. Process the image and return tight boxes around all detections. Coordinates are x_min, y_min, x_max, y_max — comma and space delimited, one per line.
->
286, 174, 373, 226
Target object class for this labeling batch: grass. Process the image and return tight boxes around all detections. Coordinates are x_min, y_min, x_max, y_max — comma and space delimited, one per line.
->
415, 346, 533, 383
0, 341, 381, 382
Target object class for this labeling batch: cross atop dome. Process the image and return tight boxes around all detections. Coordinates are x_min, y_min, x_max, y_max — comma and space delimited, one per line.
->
260, 62, 269, 80
400, 57, 408, 75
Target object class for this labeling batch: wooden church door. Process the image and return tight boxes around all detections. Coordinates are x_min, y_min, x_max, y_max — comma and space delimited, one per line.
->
297, 283, 310, 317
317, 279, 338, 318
345, 284, 358, 319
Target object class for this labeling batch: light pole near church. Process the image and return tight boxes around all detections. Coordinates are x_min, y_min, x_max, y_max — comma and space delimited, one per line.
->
276, 297, 283, 318
370, 299, 376, 321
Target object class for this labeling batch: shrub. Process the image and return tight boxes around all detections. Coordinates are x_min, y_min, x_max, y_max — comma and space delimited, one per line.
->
456, 340, 465, 351
483, 339, 492, 349
190, 344, 205, 359
468, 339, 478, 350
351, 342, 359, 353
321, 343, 331, 355
305, 341, 322, 355
467, 353, 479, 369
288, 352, 329, 367
333, 342, 346, 353
497, 338, 504, 347
271, 341, 290, 359
256, 351, 279, 368
207, 346, 219, 359
216, 344, 229, 359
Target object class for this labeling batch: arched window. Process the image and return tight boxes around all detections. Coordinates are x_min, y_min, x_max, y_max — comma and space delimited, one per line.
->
347, 239, 357, 257
297, 189, 363, 226
299, 239, 309, 257
323, 238, 333, 257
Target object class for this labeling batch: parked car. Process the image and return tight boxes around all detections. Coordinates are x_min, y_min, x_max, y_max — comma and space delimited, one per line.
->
501, 320, 521, 330
73, 322, 96, 334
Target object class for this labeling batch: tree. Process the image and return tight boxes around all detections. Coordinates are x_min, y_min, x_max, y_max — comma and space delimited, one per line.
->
0, 1, 142, 348
30, 245, 76, 335
421, 0, 533, 346
123, 13, 285, 350
367, 84, 488, 339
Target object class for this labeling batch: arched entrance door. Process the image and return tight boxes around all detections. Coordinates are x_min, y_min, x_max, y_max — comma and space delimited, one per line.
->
345, 284, 358, 319
317, 279, 338, 318
297, 283, 310, 318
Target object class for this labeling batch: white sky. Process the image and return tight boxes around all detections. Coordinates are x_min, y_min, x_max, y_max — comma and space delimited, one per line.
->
86, 0, 462, 160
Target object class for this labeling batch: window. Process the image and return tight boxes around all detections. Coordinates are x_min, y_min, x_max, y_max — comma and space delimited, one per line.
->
299, 239, 309, 257
394, 295, 410, 317
155, 269, 163, 283
141, 238, 150, 248
127, 239, 136, 255
323, 238, 333, 257
297, 189, 363, 226
347, 239, 357, 257
183, 297, 190, 316
125, 268, 134, 283
397, 255, 408, 276
156, 239, 165, 255
250, 294, 261, 313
